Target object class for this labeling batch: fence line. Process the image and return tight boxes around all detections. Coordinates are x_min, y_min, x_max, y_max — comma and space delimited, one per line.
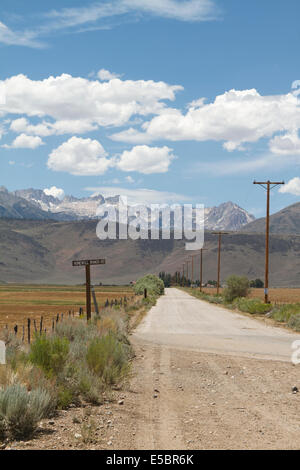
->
0, 295, 135, 344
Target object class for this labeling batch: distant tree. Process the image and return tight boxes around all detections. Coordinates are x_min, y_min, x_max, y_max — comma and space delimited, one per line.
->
250, 279, 264, 288
206, 280, 218, 287
134, 274, 164, 296
223, 275, 250, 302
159, 271, 172, 287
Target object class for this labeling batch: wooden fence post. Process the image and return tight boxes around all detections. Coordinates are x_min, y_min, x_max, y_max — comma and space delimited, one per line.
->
27, 318, 31, 344
39, 316, 43, 335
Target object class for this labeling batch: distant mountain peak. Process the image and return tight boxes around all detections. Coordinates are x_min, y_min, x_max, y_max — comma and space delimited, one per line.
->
0, 187, 256, 231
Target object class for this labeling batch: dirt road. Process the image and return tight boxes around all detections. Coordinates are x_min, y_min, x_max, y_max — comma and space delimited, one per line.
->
135, 288, 299, 361
13, 288, 300, 450
123, 288, 300, 450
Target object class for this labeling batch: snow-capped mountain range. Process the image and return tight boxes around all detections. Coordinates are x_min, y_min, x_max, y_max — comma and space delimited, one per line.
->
0, 187, 255, 231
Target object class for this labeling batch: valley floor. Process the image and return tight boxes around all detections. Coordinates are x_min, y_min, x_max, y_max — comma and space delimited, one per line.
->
8, 288, 300, 450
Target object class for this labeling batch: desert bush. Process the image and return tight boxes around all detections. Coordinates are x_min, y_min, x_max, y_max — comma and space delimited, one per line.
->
57, 386, 75, 409
55, 318, 89, 342
0, 364, 18, 388
206, 295, 224, 304
0, 363, 57, 416
56, 354, 104, 407
223, 275, 250, 302
97, 309, 127, 336
77, 369, 104, 404
0, 384, 53, 439
29, 334, 69, 377
133, 274, 164, 296
288, 313, 300, 331
142, 295, 157, 306
86, 334, 130, 386
271, 303, 300, 323
234, 297, 273, 314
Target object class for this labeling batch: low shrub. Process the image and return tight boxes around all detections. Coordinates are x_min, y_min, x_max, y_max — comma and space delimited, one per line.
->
234, 297, 273, 314
288, 313, 300, 331
133, 274, 164, 296
223, 275, 250, 302
206, 295, 224, 304
29, 334, 69, 377
57, 386, 74, 409
271, 303, 300, 323
77, 369, 104, 405
55, 319, 90, 342
0, 384, 53, 439
86, 334, 130, 386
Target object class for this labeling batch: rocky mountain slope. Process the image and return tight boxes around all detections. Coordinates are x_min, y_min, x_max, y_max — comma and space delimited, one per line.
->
1, 187, 256, 231
243, 202, 300, 234
0, 219, 299, 286
0, 186, 55, 220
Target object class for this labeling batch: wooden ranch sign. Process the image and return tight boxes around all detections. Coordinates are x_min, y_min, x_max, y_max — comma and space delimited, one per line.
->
72, 259, 106, 267
72, 258, 106, 320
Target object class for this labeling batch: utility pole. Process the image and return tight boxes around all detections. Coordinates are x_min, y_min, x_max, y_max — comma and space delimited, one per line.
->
199, 248, 208, 292
212, 232, 229, 295
182, 263, 185, 287
189, 255, 196, 286
253, 180, 284, 303
186, 260, 189, 286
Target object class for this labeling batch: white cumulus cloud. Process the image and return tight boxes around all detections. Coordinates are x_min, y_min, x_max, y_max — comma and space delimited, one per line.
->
10, 117, 97, 137
47, 138, 176, 176
3, 133, 44, 149
279, 177, 300, 196
47, 136, 113, 176
43, 186, 65, 200
117, 145, 175, 174
0, 73, 182, 129
97, 69, 122, 81
269, 131, 300, 155
111, 88, 300, 151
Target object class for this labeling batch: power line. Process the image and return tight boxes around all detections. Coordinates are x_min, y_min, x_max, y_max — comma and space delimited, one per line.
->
189, 254, 197, 285
199, 248, 208, 292
212, 232, 230, 295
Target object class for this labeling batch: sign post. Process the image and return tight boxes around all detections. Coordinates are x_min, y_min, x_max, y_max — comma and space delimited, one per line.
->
72, 258, 106, 321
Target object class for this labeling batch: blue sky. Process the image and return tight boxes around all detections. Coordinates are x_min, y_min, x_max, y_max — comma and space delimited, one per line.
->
1, 0, 300, 215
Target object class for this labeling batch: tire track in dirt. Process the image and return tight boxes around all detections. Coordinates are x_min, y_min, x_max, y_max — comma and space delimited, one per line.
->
133, 344, 156, 449
132, 342, 184, 449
